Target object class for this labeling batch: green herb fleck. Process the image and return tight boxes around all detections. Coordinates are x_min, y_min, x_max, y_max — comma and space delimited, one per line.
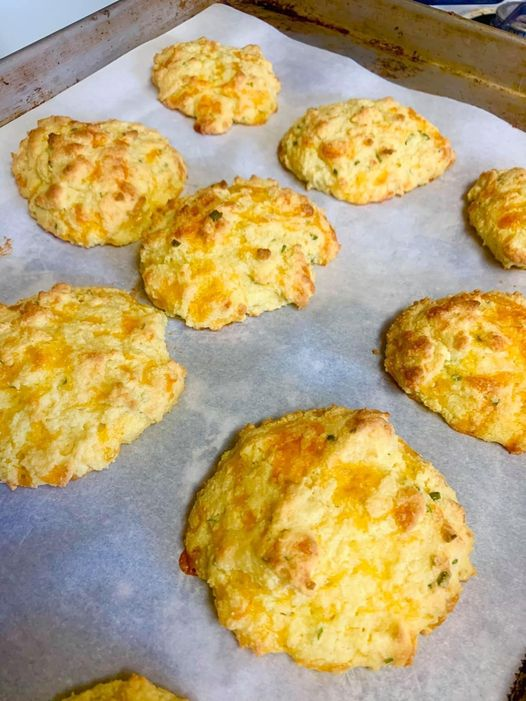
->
333, 168, 338, 175
376, 151, 383, 162
354, 160, 360, 166
209, 209, 222, 222
429, 491, 441, 501
326, 434, 336, 441
292, 139, 298, 146
281, 244, 287, 253
316, 627, 324, 640
405, 133, 416, 145
171, 239, 181, 247
311, 234, 318, 240
437, 570, 450, 587
207, 515, 219, 525
419, 131, 430, 140
452, 559, 458, 565
451, 374, 462, 381
491, 398, 500, 406
426, 504, 433, 513
61, 378, 68, 385
384, 657, 394, 664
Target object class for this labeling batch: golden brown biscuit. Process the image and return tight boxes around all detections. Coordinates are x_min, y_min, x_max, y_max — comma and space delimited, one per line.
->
12, 116, 187, 247
278, 97, 455, 204
182, 406, 474, 671
0, 284, 185, 488
61, 674, 187, 700
385, 290, 526, 452
151, 37, 281, 134
140, 176, 339, 330
467, 168, 526, 268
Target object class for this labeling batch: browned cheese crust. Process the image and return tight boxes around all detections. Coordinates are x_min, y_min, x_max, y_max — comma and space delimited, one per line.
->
385, 290, 526, 453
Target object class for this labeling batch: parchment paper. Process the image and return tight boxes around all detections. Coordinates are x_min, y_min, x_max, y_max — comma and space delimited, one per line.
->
0, 5, 524, 700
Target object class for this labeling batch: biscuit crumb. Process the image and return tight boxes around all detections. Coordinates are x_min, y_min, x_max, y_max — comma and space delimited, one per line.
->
0, 237, 12, 256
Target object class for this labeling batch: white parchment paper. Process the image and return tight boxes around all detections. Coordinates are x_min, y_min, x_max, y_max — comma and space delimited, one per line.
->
0, 5, 525, 700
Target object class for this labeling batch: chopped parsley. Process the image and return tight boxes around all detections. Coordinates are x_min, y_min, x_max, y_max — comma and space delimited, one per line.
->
437, 571, 450, 587
384, 657, 394, 664
326, 434, 336, 441
452, 559, 458, 565
209, 209, 222, 222
429, 491, 441, 501
171, 239, 181, 247
333, 168, 338, 175
281, 244, 287, 253
316, 627, 324, 639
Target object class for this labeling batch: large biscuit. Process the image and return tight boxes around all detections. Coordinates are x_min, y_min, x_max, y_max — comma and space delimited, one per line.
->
12, 116, 187, 247
0, 284, 185, 488
467, 168, 526, 268
140, 176, 340, 330
152, 37, 281, 134
61, 674, 187, 700
181, 406, 474, 671
278, 97, 455, 204
385, 290, 526, 452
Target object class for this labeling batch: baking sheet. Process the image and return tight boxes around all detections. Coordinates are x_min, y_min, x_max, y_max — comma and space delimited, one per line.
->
0, 4, 525, 700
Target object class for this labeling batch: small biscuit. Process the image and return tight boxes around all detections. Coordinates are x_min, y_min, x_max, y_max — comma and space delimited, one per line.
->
61, 674, 187, 700
12, 116, 187, 247
140, 176, 339, 330
467, 168, 526, 268
0, 284, 185, 488
385, 290, 526, 452
278, 97, 455, 204
151, 37, 281, 134
182, 406, 474, 671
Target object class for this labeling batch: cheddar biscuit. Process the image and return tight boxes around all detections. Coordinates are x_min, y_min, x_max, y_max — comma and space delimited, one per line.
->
278, 97, 455, 204
467, 168, 526, 268
0, 284, 185, 488
62, 674, 187, 700
12, 116, 187, 247
385, 290, 526, 452
152, 37, 281, 134
182, 406, 474, 671
140, 176, 339, 330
